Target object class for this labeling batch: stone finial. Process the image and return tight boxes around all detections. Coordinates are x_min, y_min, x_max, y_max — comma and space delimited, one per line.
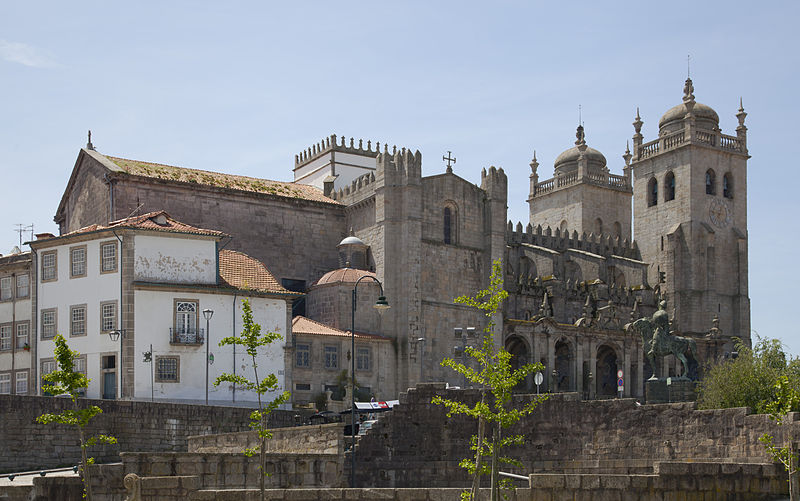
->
529, 150, 539, 174
622, 141, 632, 166
633, 108, 643, 135
707, 314, 722, 339
682, 77, 695, 104
539, 293, 552, 318
736, 97, 748, 129
86, 130, 94, 151
575, 125, 586, 146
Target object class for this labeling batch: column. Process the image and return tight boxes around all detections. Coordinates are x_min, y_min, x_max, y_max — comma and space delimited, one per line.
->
635, 339, 644, 398
588, 337, 597, 400
623, 339, 632, 398
575, 333, 584, 396
546, 332, 555, 392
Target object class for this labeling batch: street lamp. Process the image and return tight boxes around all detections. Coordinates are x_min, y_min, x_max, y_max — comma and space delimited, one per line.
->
109, 329, 125, 399
203, 309, 214, 405
350, 275, 389, 488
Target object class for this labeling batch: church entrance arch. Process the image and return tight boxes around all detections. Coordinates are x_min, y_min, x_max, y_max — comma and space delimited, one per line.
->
595, 344, 619, 398
506, 335, 531, 391
554, 339, 572, 392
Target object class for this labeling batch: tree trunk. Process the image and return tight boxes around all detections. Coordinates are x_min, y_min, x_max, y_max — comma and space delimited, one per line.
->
80, 428, 92, 501
470, 391, 486, 501
790, 441, 798, 501
490, 426, 499, 501
260, 416, 266, 501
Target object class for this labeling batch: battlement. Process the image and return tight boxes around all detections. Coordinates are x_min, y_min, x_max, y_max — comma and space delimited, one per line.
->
376, 146, 422, 181
329, 171, 376, 204
294, 134, 382, 169
480, 165, 508, 196
506, 221, 640, 260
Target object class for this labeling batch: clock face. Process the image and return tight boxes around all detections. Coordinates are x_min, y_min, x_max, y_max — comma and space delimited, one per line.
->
709, 199, 732, 228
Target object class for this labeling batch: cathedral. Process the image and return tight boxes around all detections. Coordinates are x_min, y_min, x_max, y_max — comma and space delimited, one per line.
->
52, 77, 749, 404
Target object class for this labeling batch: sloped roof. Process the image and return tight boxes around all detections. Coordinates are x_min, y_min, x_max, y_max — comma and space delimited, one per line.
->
104, 154, 340, 204
219, 249, 292, 295
58, 211, 227, 239
314, 268, 377, 286
291, 316, 389, 340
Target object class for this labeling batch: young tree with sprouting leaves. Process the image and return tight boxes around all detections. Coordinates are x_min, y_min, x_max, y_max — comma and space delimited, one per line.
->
37, 334, 117, 500
432, 259, 547, 501
214, 298, 290, 501
760, 375, 800, 500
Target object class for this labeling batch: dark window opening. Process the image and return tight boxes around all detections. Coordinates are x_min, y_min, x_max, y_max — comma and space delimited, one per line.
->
281, 279, 306, 317
647, 178, 658, 207
706, 170, 716, 195
723, 173, 733, 199
665, 172, 675, 201
444, 207, 452, 244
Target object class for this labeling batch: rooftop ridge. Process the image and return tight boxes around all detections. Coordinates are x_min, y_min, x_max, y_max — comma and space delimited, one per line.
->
295, 134, 383, 167
507, 221, 639, 260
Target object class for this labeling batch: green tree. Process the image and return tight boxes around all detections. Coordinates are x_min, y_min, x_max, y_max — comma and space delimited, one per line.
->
214, 298, 290, 501
432, 259, 547, 501
697, 336, 800, 414
36, 334, 116, 500
759, 375, 800, 500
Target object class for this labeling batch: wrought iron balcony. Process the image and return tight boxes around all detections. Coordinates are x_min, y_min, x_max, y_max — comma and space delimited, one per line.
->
169, 327, 204, 345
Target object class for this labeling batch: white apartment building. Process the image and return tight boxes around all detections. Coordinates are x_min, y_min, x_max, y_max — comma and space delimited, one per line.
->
30, 211, 297, 404
0, 249, 32, 395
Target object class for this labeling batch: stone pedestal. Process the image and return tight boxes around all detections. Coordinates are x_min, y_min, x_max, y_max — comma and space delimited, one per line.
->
645, 378, 698, 404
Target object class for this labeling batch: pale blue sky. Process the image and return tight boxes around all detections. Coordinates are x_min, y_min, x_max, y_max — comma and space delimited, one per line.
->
2, 1, 798, 354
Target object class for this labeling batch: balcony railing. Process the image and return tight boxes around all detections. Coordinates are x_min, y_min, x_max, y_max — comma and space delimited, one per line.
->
170, 327, 204, 345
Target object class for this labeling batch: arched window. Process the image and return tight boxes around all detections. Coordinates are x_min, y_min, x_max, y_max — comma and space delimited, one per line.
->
723, 173, 733, 199
560, 220, 568, 234
613, 222, 622, 239
706, 169, 716, 195
594, 218, 603, 236
647, 178, 658, 207
665, 171, 675, 201
444, 207, 452, 244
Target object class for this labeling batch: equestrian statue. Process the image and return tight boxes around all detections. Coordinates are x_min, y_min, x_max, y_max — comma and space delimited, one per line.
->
628, 300, 697, 380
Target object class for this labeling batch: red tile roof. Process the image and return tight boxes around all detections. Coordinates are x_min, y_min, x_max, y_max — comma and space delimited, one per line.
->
219, 249, 292, 295
61, 211, 227, 238
314, 268, 377, 286
291, 316, 389, 340
104, 155, 340, 205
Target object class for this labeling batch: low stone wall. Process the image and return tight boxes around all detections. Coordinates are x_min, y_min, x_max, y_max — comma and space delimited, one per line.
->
350, 384, 799, 487
0, 395, 311, 473
188, 422, 343, 455
120, 451, 341, 489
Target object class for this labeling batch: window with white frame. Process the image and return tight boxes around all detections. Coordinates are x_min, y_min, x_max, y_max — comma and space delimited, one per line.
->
40, 359, 56, 394
41, 308, 57, 339
0, 277, 11, 301
175, 301, 197, 334
15, 371, 27, 394
100, 242, 117, 273
0, 325, 11, 351
74, 355, 87, 375
16, 323, 28, 349
70, 246, 87, 278
324, 345, 338, 369
155, 356, 179, 382
100, 301, 117, 332
356, 347, 371, 371
70, 305, 87, 337
0, 373, 10, 394
41, 251, 57, 281
16, 274, 29, 298
296, 343, 310, 368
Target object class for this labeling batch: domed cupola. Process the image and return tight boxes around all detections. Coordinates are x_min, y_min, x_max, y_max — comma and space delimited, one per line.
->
554, 125, 608, 177
658, 78, 720, 135
337, 230, 368, 269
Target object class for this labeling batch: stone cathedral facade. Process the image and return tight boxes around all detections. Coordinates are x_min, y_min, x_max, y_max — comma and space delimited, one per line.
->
52, 78, 749, 403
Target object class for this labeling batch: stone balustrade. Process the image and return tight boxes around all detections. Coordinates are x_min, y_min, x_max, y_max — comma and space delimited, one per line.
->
638, 128, 745, 160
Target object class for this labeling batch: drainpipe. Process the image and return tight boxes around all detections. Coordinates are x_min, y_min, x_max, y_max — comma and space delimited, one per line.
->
232, 292, 238, 403
10, 272, 16, 391
31, 249, 38, 395
111, 229, 124, 399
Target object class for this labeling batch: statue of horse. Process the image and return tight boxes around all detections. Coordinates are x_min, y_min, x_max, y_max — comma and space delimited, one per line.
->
628, 300, 697, 380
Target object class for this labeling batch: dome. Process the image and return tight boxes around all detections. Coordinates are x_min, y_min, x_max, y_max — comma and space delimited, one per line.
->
554, 145, 607, 169
315, 268, 376, 286
658, 102, 719, 130
338, 235, 366, 247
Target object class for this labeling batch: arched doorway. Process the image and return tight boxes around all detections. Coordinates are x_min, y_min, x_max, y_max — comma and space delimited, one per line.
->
595, 344, 619, 398
506, 336, 530, 392
554, 339, 572, 392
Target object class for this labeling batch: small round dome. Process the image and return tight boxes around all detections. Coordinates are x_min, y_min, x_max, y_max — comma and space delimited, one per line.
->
338, 235, 366, 247
659, 102, 719, 132
315, 268, 376, 286
554, 145, 607, 169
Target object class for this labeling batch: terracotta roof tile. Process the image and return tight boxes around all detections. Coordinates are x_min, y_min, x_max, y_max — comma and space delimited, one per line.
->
314, 268, 377, 286
62, 211, 227, 238
105, 155, 340, 205
291, 316, 388, 340
219, 249, 292, 295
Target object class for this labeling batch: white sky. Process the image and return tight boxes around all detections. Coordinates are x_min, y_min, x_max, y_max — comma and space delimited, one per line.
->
1, 1, 798, 354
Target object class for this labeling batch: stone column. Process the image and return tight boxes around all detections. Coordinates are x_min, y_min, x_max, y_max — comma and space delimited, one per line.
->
623, 339, 632, 398
546, 332, 555, 392
575, 333, 584, 396
635, 340, 644, 398
588, 337, 597, 399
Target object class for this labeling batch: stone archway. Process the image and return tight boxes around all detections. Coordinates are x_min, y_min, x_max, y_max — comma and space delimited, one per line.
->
506, 335, 531, 391
555, 339, 572, 392
595, 344, 619, 398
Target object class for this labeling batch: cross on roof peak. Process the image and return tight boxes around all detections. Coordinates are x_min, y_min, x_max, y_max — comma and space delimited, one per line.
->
443, 151, 456, 173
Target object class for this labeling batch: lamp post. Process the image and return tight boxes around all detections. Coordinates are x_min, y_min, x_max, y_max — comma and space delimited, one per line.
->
109, 329, 125, 399
203, 309, 214, 406
350, 275, 389, 488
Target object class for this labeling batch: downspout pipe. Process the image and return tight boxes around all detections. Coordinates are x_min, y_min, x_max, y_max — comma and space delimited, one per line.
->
111, 229, 124, 399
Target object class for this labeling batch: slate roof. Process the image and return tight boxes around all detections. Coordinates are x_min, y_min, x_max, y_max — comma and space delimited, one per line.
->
58, 211, 227, 239
291, 316, 389, 340
218, 249, 292, 295
104, 154, 339, 204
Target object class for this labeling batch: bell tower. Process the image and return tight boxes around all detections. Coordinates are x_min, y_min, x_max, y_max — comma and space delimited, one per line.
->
630, 78, 750, 342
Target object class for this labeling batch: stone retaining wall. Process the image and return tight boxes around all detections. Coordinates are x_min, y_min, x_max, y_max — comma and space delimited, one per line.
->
0, 395, 311, 473
188, 422, 343, 455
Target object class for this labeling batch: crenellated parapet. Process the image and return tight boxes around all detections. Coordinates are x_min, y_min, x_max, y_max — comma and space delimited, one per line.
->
480, 165, 508, 196
329, 171, 377, 205
376, 146, 422, 184
294, 134, 382, 168
506, 221, 640, 260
